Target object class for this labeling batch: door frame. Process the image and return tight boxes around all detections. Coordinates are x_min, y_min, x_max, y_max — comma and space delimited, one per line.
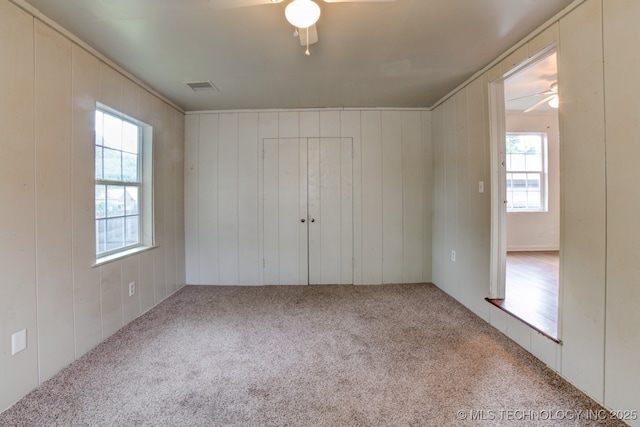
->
488, 45, 557, 300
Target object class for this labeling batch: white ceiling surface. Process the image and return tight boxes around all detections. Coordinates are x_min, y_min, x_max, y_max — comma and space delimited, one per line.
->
22, 0, 574, 111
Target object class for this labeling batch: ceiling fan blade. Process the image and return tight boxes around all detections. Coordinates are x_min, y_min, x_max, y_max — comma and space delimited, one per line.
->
323, 0, 395, 3
507, 90, 556, 102
299, 24, 319, 46
209, 0, 271, 10
524, 94, 556, 113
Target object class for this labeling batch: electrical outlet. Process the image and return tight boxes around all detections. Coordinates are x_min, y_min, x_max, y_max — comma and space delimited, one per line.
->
12, 329, 27, 355
451, 250, 456, 262
128, 282, 136, 297
479, 181, 484, 193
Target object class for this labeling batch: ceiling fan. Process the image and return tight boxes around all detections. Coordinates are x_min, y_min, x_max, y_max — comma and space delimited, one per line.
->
209, 0, 396, 55
508, 82, 559, 113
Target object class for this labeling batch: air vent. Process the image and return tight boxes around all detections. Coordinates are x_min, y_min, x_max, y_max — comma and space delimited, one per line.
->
185, 81, 218, 92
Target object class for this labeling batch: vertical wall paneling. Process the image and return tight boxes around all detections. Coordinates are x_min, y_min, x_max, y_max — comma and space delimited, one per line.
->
184, 114, 200, 284
558, 0, 606, 401
603, 0, 640, 412
0, 1, 38, 410
34, 21, 75, 382
340, 138, 354, 285
360, 111, 384, 284
238, 113, 260, 284
463, 78, 491, 319
122, 256, 141, 324
138, 250, 156, 313
443, 99, 458, 296
320, 110, 340, 137
300, 111, 320, 138
163, 104, 178, 294
175, 108, 187, 289
262, 138, 281, 284
151, 97, 167, 301
198, 114, 219, 284
279, 111, 299, 138
258, 113, 279, 285
187, 109, 429, 287
218, 113, 240, 285
99, 261, 123, 339
0, 2, 185, 412
431, 106, 446, 287
341, 111, 363, 284
70, 45, 102, 356
454, 90, 470, 303
402, 111, 423, 283
421, 111, 433, 283
381, 112, 404, 283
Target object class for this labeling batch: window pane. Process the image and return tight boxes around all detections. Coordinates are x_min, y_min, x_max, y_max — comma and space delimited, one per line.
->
95, 111, 104, 146
122, 152, 139, 182
103, 148, 122, 181
125, 186, 139, 215
512, 190, 528, 208
524, 134, 542, 152
95, 185, 107, 219
106, 186, 125, 218
528, 191, 541, 209
95, 146, 103, 180
96, 219, 106, 254
510, 154, 526, 171
122, 122, 139, 154
525, 153, 542, 172
103, 113, 122, 150
125, 216, 140, 246
527, 173, 541, 190
106, 217, 124, 251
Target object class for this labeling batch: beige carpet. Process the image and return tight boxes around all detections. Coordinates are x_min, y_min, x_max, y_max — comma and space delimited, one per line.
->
0, 284, 625, 426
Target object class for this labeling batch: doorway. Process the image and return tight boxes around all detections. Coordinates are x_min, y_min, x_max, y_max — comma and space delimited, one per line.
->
488, 48, 561, 341
262, 137, 353, 285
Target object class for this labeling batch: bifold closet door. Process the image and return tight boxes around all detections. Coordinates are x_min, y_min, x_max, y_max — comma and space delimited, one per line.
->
307, 138, 353, 285
263, 138, 308, 285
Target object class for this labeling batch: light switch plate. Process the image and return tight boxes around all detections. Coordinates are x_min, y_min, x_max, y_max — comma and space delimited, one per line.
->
12, 329, 27, 355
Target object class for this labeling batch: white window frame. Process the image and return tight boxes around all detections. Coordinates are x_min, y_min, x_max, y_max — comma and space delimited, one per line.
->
505, 132, 548, 213
94, 103, 154, 265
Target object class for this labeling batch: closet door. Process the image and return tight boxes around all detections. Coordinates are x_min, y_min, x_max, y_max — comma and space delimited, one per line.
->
308, 138, 353, 285
263, 138, 308, 285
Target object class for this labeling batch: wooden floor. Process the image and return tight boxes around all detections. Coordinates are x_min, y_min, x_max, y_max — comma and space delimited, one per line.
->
492, 251, 559, 340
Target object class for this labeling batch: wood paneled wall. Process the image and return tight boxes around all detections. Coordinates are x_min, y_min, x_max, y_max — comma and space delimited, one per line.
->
185, 109, 432, 286
430, 0, 640, 422
0, 1, 185, 412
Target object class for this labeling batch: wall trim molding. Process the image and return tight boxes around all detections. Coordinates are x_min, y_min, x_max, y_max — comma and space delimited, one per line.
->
9, 0, 184, 113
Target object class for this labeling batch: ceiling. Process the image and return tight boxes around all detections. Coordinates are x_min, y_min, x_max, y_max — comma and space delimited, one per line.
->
22, 0, 574, 112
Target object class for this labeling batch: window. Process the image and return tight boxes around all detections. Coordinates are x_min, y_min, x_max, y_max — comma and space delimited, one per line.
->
505, 132, 547, 212
95, 105, 153, 261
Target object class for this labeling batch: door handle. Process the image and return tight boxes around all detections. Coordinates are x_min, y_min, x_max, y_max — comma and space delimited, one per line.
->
301, 218, 306, 223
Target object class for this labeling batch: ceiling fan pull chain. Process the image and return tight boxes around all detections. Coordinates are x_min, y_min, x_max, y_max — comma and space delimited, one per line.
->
293, 27, 299, 37
305, 26, 311, 55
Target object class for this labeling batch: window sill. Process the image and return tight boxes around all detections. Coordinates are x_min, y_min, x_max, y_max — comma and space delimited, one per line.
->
93, 245, 157, 267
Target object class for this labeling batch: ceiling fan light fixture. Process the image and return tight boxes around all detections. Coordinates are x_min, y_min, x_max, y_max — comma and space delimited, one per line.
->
285, 0, 321, 29
548, 95, 559, 108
